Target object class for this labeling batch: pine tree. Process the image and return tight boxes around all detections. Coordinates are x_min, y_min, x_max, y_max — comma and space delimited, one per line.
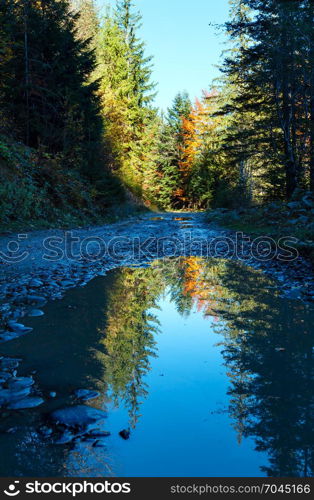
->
0, 0, 102, 176
222, 0, 314, 199
96, 0, 157, 195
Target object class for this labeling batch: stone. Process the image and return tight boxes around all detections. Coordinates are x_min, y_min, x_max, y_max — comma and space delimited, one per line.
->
74, 389, 100, 402
0, 358, 21, 371
14, 295, 46, 307
119, 429, 130, 440
29, 279, 43, 288
7, 321, 33, 334
6, 396, 44, 410
58, 280, 75, 287
0, 332, 18, 343
0, 387, 32, 405
7, 377, 34, 391
27, 309, 44, 317
302, 195, 314, 209
285, 288, 302, 300
50, 405, 107, 429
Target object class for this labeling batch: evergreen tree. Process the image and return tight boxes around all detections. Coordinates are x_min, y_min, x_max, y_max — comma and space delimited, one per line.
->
222, 0, 314, 199
96, 0, 157, 195
0, 0, 102, 176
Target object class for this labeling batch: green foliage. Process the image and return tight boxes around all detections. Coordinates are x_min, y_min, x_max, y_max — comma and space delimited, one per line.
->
96, 0, 157, 197
0, 0, 125, 229
0, 135, 124, 229
220, 0, 314, 201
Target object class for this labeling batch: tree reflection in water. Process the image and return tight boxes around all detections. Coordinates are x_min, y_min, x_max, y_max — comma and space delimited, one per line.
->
101, 257, 314, 477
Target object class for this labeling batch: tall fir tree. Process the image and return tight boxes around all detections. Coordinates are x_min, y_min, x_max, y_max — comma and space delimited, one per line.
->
0, 0, 102, 177
96, 0, 157, 195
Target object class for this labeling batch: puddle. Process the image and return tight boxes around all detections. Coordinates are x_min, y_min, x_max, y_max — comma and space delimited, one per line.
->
0, 257, 313, 477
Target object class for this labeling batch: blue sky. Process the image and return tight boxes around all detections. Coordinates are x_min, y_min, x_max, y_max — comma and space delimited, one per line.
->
97, 1, 231, 110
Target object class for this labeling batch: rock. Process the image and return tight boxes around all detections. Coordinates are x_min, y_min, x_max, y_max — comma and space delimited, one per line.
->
7, 321, 33, 334
55, 430, 76, 445
29, 279, 43, 288
0, 371, 11, 382
6, 427, 18, 434
50, 405, 107, 429
0, 358, 21, 371
7, 396, 44, 410
74, 389, 100, 402
14, 295, 46, 307
7, 377, 34, 391
0, 387, 32, 405
119, 429, 130, 440
27, 309, 44, 317
0, 332, 18, 343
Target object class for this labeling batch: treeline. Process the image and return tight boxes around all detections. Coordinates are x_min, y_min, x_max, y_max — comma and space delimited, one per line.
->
0, 0, 157, 227
1, 0, 314, 224
159, 0, 314, 210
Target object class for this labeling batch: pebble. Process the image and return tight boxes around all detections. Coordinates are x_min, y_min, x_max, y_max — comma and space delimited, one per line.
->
27, 309, 44, 317
74, 389, 100, 402
29, 279, 43, 288
119, 429, 130, 440
7, 321, 33, 334
7, 377, 34, 390
6, 396, 44, 410
0, 358, 21, 371
0, 332, 19, 343
0, 387, 32, 405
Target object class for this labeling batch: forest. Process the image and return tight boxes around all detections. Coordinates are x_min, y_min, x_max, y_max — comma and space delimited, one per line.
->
1, 1, 314, 479
1, 0, 314, 228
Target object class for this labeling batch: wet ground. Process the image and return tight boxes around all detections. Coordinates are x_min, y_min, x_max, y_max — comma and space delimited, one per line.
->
0, 214, 313, 477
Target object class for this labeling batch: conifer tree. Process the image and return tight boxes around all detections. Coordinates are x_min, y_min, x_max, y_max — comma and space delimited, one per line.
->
0, 0, 102, 176
96, 0, 156, 194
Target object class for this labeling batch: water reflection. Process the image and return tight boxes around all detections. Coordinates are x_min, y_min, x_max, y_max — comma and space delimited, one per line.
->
0, 257, 313, 477
100, 258, 314, 477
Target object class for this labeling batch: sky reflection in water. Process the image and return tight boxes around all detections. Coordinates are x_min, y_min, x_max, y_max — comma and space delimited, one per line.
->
1, 257, 313, 477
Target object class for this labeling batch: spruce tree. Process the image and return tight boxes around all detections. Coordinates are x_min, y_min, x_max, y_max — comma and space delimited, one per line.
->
96, 0, 157, 194
0, 0, 102, 176
222, 0, 314, 199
